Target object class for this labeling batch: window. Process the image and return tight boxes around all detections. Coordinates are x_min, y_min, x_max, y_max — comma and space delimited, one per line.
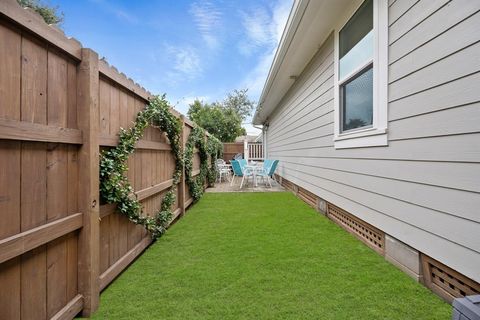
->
333, 0, 388, 149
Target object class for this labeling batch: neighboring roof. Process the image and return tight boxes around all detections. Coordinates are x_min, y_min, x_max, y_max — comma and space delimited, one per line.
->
234, 135, 258, 143
253, 0, 354, 125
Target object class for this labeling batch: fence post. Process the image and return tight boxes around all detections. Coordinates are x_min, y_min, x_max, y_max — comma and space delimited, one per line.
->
77, 48, 100, 316
243, 137, 249, 162
178, 115, 186, 216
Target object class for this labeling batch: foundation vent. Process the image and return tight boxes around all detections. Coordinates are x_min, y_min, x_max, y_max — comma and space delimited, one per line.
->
297, 187, 317, 208
281, 178, 294, 192
421, 254, 480, 302
327, 203, 385, 255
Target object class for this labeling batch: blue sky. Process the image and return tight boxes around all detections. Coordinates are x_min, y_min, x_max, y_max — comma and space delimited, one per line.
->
50, 0, 293, 134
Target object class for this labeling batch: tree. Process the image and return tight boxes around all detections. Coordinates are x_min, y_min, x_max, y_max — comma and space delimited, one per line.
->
222, 89, 255, 121
187, 89, 255, 142
187, 100, 244, 142
17, 0, 64, 25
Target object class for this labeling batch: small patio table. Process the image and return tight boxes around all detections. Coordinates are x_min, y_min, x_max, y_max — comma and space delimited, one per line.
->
243, 163, 262, 187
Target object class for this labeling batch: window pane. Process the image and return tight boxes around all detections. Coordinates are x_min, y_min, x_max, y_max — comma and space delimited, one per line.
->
342, 66, 373, 132
339, 30, 373, 80
339, 0, 373, 59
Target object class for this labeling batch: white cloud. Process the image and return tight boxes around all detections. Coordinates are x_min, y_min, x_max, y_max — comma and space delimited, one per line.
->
238, 7, 275, 56
238, 0, 292, 57
237, 0, 292, 134
162, 45, 203, 85
88, 0, 139, 24
239, 0, 293, 99
172, 48, 202, 76
271, 0, 293, 43
189, 0, 223, 50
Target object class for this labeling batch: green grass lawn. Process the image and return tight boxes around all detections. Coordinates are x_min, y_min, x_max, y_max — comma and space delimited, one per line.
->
91, 192, 451, 319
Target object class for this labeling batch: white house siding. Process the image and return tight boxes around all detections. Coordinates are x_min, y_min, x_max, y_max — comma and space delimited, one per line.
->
266, 0, 480, 282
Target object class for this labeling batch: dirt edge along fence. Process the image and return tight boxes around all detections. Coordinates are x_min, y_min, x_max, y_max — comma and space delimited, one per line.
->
0, 1, 219, 318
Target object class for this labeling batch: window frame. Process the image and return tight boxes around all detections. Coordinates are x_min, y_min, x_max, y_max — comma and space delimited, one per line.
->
333, 0, 388, 149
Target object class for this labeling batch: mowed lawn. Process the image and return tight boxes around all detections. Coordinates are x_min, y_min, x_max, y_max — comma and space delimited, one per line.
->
91, 192, 450, 319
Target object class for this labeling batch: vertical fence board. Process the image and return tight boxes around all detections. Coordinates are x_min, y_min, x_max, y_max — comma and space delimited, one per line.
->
109, 84, 119, 135
21, 36, 47, 124
46, 237, 67, 318
0, 22, 21, 120
0, 19, 22, 320
99, 80, 110, 135
0, 141, 21, 320
46, 50, 69, 318
99, 217, 110, 274
20, 143, 47, 320
118, 90, 129, 257
66, 147, 79, 302
126, 94, 137, 250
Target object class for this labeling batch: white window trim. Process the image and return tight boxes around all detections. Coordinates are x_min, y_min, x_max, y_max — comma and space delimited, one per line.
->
333, 0, 389, 149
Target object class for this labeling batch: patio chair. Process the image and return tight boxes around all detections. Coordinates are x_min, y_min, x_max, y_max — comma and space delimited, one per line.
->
256, 160, 279, 187
230, 160, 243, 186
232, 153, 243, 160
216, 159, 231, 183
238, 159, 247, 170
262, 159, 272, 172
231, 160, 255, 188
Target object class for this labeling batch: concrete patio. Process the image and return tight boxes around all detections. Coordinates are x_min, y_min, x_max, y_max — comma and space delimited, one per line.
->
207, 177, 285, 193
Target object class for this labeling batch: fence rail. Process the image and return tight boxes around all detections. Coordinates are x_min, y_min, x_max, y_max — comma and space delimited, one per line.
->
0, 2, 207, 318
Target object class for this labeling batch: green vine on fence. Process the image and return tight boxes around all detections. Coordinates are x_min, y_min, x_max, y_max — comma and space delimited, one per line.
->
206, 135, 223, 186
184, 127, 223, 202
184, 126, 208, 201
99, 95, 183, 240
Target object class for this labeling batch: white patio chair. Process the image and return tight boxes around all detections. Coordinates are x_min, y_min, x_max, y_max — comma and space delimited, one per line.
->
216, 159, 231, 183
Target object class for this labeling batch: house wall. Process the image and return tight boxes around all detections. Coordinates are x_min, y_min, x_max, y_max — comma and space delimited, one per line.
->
266, 0, 480, 283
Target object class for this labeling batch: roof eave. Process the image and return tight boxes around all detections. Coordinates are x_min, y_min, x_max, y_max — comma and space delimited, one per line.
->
253, 0, 355, 125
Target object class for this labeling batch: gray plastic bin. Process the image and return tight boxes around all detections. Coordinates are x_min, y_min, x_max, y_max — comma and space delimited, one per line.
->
453, 295, 480, 320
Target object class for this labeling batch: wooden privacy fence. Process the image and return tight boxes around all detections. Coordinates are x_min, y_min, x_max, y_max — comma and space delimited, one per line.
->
222, 142, 264, 162
0, 1, 208, 319
222, 142, 243, 161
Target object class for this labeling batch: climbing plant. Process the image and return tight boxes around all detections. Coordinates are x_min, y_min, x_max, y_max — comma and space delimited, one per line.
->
184, 126, 208, 202
206, 135, 223, 186
184, 127, 223, 200
99, 95, 183, 240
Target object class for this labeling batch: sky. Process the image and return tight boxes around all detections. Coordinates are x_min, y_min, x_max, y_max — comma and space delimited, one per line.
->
49, 0, 293, 135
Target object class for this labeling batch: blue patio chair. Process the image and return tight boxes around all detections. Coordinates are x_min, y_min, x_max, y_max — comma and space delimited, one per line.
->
257, 160, 279, 187
238, 159, 247, 170
230, 160, 255, 188
230, 160, 243, 186
262, 159, 272, 172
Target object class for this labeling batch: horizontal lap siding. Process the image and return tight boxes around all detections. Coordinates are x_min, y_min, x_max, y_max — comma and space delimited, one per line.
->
267, 1, 480, 282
